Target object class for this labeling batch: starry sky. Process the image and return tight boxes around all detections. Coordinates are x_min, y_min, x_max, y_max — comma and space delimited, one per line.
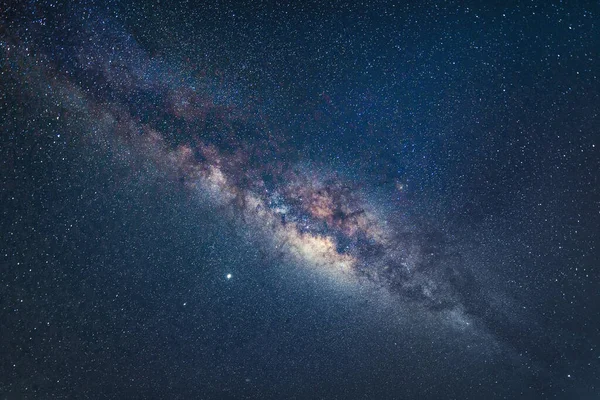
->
1, 1, 599, 399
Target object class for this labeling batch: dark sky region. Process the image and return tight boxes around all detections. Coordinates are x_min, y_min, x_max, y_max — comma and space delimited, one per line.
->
1, 1, 599, 399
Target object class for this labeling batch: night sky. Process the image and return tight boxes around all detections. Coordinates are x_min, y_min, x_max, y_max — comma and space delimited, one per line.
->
1, 1, 599, 399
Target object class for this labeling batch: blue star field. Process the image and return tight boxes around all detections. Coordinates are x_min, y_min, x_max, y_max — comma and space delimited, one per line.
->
1, 1, 599, 399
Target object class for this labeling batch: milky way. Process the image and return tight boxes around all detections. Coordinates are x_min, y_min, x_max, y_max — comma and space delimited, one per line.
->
3, 3, 597, 397
1, 3, 536, 343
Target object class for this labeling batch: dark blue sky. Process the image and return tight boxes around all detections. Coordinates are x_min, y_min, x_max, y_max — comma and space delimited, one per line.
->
1, 1, 598, 399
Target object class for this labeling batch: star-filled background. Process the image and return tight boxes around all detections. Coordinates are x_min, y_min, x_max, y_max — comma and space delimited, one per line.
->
1, 1, 599, 399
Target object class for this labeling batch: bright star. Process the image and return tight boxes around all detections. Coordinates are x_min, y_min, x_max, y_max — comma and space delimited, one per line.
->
226, 273, 232, 280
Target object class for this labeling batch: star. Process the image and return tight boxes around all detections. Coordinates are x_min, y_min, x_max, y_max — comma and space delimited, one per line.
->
226, 273, 232, 280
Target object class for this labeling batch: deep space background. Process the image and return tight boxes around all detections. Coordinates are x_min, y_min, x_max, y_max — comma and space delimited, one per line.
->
1, 1, 599, 399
